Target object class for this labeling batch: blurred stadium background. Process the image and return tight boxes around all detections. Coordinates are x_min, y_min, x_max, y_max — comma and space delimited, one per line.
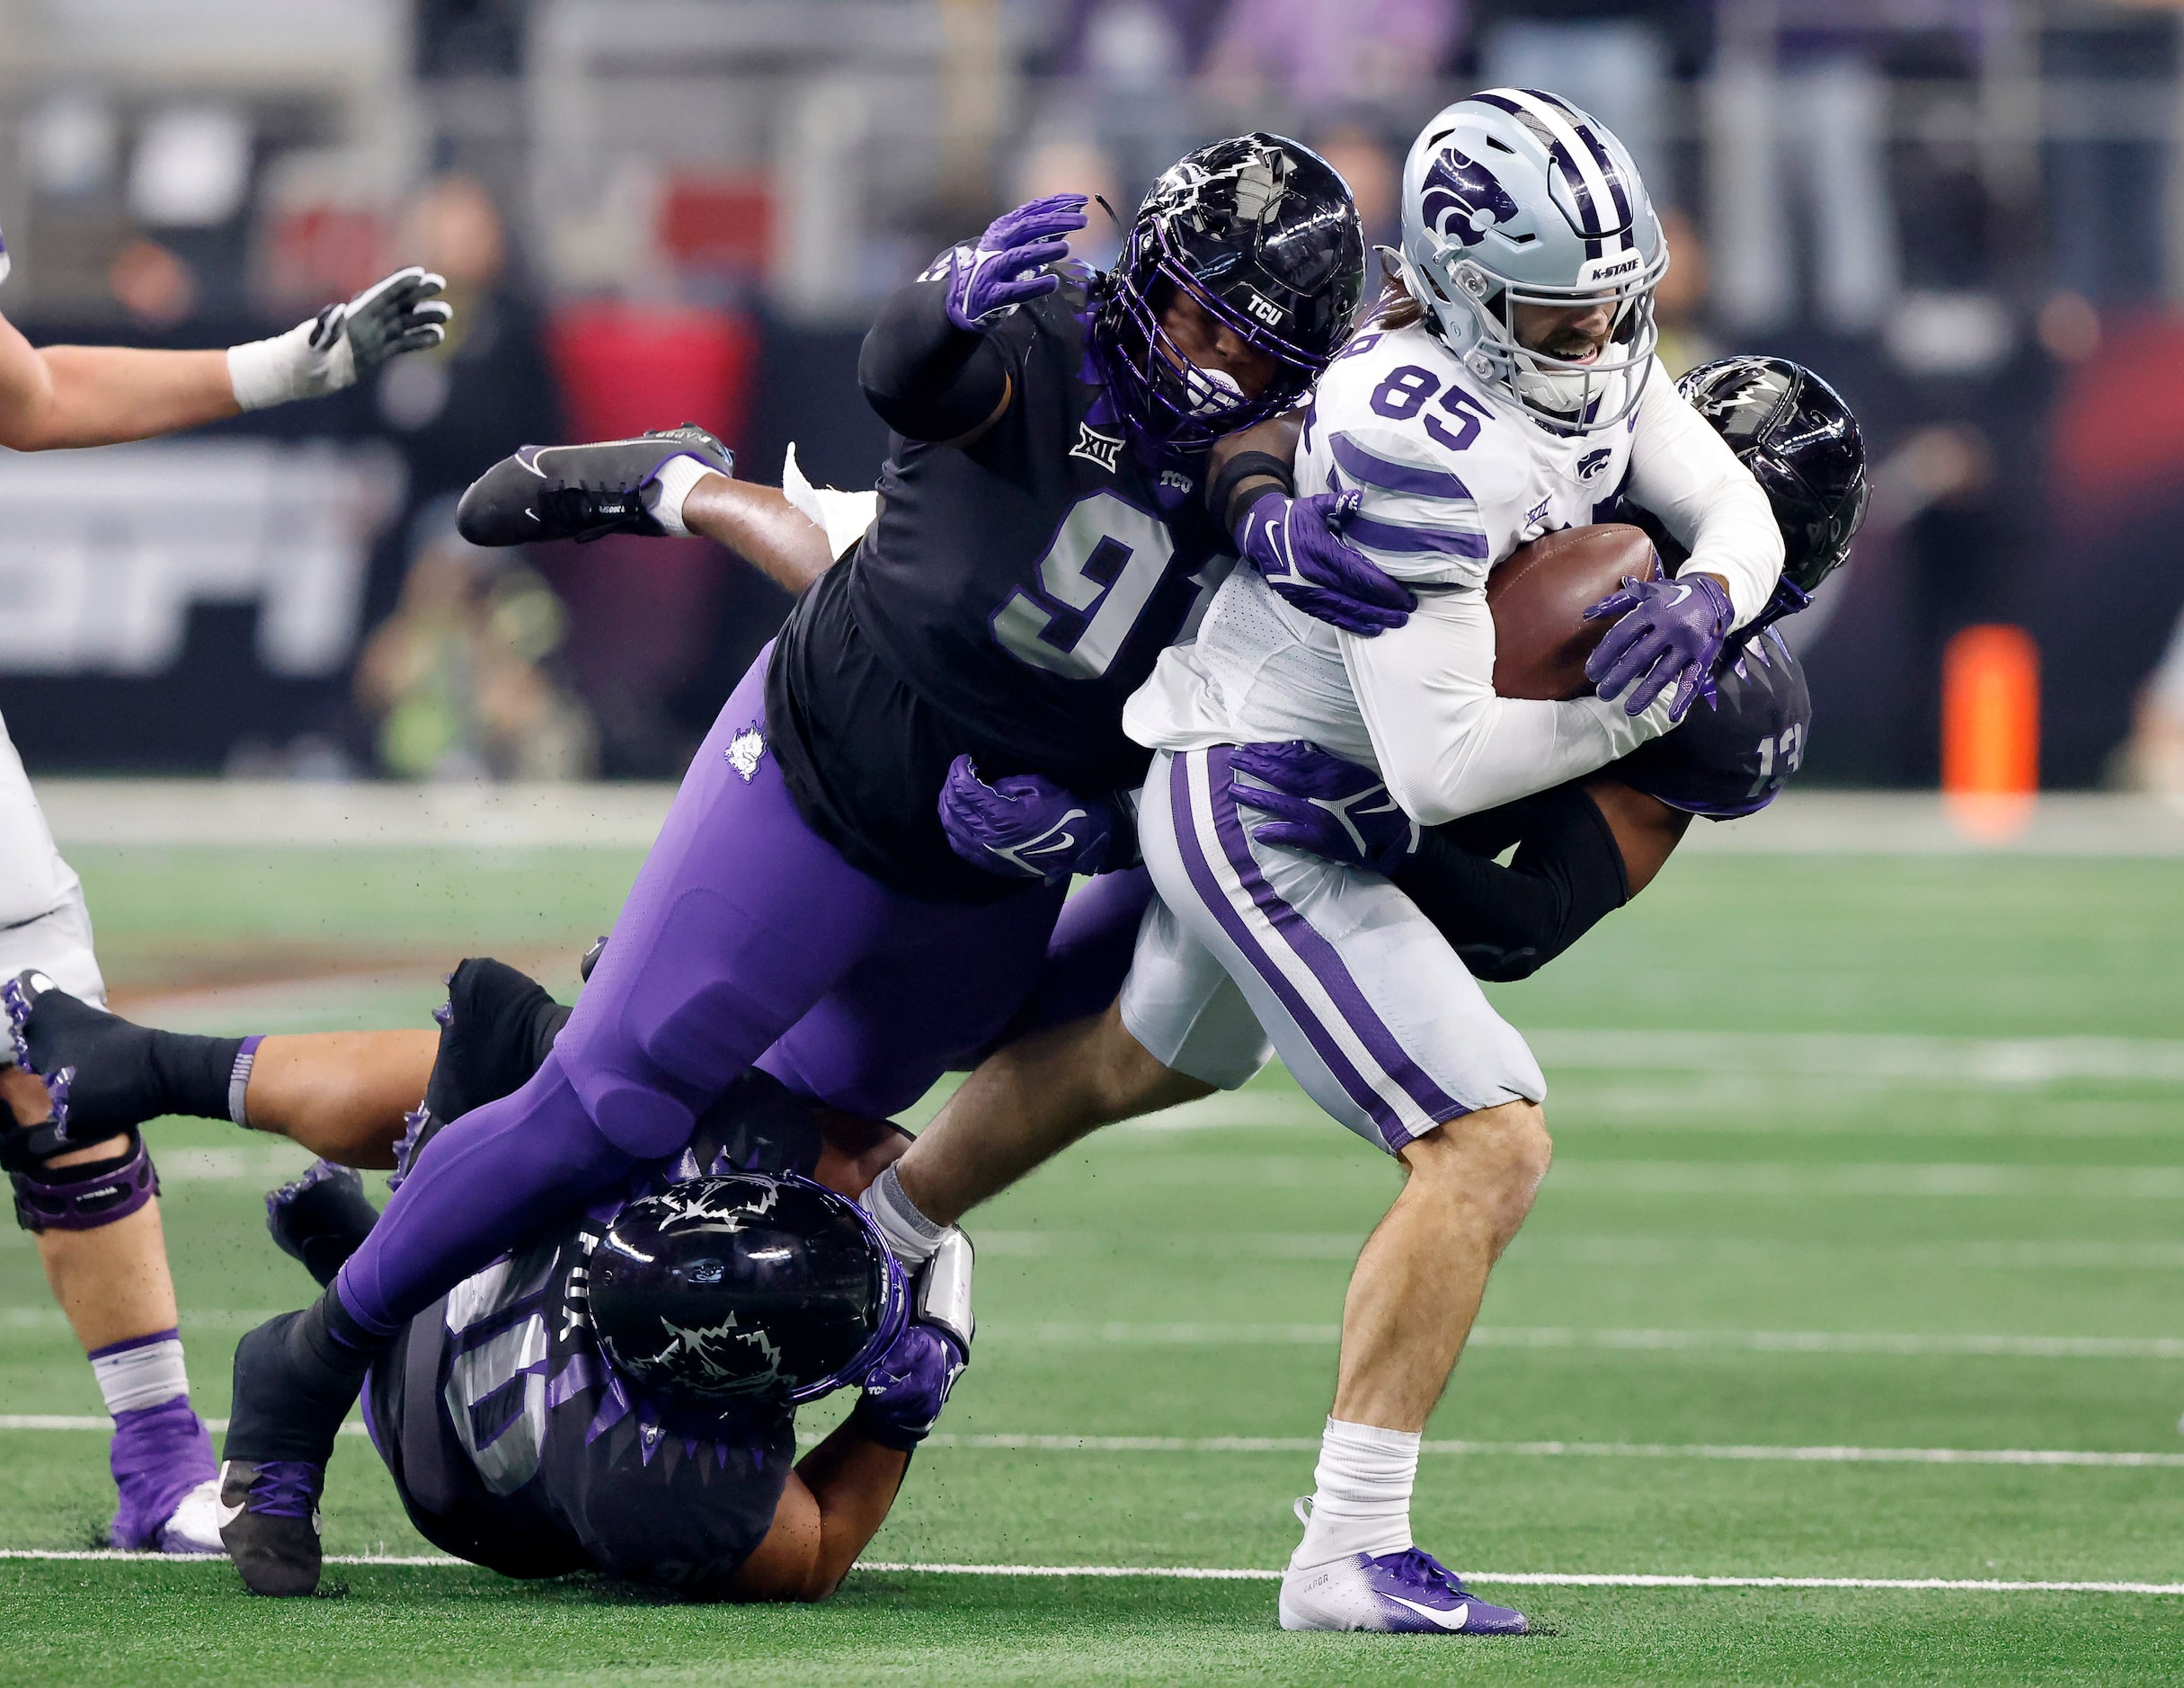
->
6, 4, 2184, 1677
9, 0, 2184, 797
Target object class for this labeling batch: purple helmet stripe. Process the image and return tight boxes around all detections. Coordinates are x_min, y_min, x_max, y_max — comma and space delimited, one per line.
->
1560, 109, 1634, 231
1472, 91, 1601, 237
1166, 756, 1410, 1146
1329, 431, 1475, 502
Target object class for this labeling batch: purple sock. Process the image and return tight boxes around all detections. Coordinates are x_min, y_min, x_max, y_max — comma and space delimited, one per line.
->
107, 1395, 214, 1550
333, 1051, 634, 1337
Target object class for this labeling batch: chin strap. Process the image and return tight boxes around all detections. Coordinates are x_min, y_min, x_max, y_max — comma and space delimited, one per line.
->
2, 1118, 159, 1232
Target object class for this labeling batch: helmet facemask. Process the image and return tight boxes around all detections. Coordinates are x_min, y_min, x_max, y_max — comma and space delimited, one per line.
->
1400, 237, 1666, 432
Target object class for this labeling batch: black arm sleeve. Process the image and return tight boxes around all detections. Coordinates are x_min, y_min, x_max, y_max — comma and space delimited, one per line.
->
857, 278, 1014, 442
1393, 785, 1630, 983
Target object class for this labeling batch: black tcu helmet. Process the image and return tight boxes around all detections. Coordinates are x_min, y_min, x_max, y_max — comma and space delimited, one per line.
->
1615, 626, 1811, 819
1095, 132, 1365, 453
1676, 356, 1868, 620
589, 1173, 906, 1407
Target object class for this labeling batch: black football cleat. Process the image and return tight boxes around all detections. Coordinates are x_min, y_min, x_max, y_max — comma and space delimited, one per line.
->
456, 425, 734, 546
265, 1162, 379, 1288
422, 958, 572, 1130
217, 1458, 324, 1596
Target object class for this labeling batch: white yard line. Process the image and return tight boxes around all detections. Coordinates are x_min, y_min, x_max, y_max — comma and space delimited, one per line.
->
5, 1416, 2178, 1470
910, 1433, 2184, 1469
991, 1324, 2184, 1358
6, 1311, 2174, 1356
1, 1547, 2173, 1595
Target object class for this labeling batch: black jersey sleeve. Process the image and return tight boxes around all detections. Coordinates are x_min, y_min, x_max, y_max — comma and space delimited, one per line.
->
857, 277, 1016, 442
1394, 786, 1630, 983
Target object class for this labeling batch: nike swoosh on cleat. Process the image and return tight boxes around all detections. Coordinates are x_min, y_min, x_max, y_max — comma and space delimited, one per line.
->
214, 1497, 246, 1530
1382, 1595, 1470, 1630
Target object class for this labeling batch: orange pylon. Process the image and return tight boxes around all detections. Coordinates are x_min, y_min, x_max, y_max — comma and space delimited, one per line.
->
1941, 625, 2039, 840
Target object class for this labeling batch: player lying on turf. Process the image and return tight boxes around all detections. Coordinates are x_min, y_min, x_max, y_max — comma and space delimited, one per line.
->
138, 133, 1398, 1599
874, 94, 1812, 1634
215, 959, 966, 1599
0, 221, 450, 1554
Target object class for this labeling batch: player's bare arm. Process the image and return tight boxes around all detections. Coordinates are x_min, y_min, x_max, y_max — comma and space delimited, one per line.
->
0, 267, 447, 451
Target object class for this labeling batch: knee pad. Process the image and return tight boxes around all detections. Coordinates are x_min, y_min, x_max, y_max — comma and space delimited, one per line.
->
2, 1121, 159, 1232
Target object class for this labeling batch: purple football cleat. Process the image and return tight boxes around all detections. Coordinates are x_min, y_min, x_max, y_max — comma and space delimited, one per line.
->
109, 1396, 223, 1554
1280, 1541, 1529, 1635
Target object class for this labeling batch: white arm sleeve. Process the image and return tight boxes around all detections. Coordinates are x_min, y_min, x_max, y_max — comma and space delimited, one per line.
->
1344, 585, 1674, 827
1626, 365, 1785, 627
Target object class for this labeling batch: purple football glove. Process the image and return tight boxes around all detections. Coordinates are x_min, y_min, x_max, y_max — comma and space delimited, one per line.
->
1236, 488, 1414, 636
943, 194, 1088, 331
939, 755, 1115, 885
1584, 570, 1735, 722
850, 1322, 968, 1451
1228, 742, 1418, 876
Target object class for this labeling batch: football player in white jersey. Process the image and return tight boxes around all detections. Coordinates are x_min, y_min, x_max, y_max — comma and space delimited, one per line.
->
864, 89, 1786, 1634
0, 225, 449, 1554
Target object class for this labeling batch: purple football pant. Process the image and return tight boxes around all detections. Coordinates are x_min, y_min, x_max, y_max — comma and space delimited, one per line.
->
334, 649, 1066, 1337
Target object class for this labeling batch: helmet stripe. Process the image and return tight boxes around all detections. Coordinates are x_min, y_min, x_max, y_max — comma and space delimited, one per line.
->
1560, 110, 1636, 232
1470, 90, 1599, 236
1475, 87, 1630, 243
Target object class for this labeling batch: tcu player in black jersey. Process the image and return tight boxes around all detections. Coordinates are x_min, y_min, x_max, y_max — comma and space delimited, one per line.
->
217, 961, 966, 1600
194, 136, 1391, 1593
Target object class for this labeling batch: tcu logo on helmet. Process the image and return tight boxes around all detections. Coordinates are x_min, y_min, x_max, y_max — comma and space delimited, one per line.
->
1419, 149, 1521, 247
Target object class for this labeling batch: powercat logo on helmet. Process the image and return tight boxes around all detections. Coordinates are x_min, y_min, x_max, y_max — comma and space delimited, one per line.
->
1419, 149, 1521, 248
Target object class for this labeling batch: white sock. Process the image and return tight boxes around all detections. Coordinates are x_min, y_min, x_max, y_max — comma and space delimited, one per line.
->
1290, 1417, 1419, 1569
89, 1330, 190, 1417
644, 453, 715, 537
860, 1162, 947, 1269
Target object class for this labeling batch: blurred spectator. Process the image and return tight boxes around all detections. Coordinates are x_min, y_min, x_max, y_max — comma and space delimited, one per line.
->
1477, 7, 1670, 200
1014, 133, 1127, 268
1312, 121, 1401, 253
1201, 0, 1464, 125
371, 173, 562, 503
2042, 13, 2175, 309
1652, 206, 1717, 377
107, 237, 198, 327
2124, 612, 2184, 801
354, 507, 596, 782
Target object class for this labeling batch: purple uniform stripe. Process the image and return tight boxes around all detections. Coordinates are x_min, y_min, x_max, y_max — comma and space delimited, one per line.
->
1329, 432, 1475, 502
1203, 750, 1469, 1143
1344, 513, 1488, 559
1203, 751, 1467, 1134
1167, 756, 1411, 1147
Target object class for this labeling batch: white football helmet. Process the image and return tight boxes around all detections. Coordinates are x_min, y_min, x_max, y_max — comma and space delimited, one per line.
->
1395, 87, 1665, 432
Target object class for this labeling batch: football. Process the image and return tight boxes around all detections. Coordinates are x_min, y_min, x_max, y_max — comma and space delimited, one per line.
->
1487, 522, 1662, 700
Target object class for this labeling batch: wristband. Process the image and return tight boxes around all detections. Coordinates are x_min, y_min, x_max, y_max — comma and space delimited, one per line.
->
1208, 449, 1295, 531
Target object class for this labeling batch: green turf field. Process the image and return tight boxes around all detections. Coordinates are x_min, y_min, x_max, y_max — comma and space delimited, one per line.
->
3, 840, 2181, 1684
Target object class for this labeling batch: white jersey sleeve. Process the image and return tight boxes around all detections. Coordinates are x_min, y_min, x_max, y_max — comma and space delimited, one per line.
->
1342, 586, 1673, 827
1625, 363, 1784, 626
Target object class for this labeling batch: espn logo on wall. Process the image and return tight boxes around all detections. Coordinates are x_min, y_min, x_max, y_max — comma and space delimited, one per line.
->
0, 440, 404, 677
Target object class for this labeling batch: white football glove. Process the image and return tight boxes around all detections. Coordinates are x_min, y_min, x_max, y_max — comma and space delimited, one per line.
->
226, 266, 451, 411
